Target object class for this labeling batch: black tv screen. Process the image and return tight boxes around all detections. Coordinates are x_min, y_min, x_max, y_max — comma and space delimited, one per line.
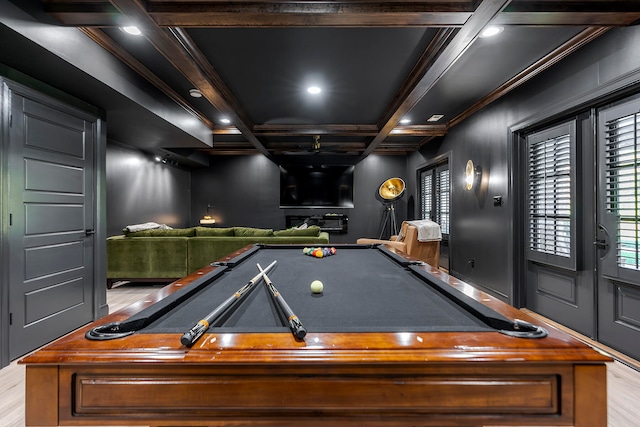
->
279, 165, 354, 208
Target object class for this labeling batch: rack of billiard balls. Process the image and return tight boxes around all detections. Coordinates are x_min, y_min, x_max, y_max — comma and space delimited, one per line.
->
303, 246, 337, 258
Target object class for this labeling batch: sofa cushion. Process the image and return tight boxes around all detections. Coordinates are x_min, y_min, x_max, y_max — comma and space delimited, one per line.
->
195, 226, 235, 236
233, 227, 274, 237
107, 236, 189, 279
274, 225, 321, 237
124, 227, 196, 237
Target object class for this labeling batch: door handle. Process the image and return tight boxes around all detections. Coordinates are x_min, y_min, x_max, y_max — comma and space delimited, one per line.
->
593, 239, 608, 250
85, 229, 95, 236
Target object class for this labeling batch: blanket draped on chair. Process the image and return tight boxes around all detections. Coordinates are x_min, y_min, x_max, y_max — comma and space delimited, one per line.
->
405, 220, 442, 242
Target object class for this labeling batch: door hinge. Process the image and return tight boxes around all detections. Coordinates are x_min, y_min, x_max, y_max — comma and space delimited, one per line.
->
9, 113, 12, 127
9, 213, 12, 226
9, 313, 12, 325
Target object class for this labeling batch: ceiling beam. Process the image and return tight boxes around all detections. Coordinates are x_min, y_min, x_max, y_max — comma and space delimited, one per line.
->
211, 123, 448, 138
389, 125, 448, 136
251, 124, 379, 137
495, 12, 640, 26
497, 0, 640, 26
361, 0, 513, 159
377, 27, 457, 129
44, 1, 640, 27
148, 1, 473, 27
107, 0, 270, 157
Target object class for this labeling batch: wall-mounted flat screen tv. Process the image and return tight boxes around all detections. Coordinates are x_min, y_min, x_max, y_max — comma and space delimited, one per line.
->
279, 165, 354, 208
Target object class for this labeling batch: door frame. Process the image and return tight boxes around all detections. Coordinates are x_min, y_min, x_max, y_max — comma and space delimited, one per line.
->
510, 87, 640, 339
0, 75, 108, 368
415, 151, 451, 270
594, 93, 640, 360
0, 78, 10, 368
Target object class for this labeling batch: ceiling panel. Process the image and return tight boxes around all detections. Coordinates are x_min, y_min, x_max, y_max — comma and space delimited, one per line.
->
187, 27, 438, 125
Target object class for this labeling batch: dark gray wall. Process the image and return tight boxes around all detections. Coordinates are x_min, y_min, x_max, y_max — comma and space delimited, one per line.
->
190, 154, 407, 243
190, 155, 281, 230
106, 143, 192, 237
349, 155, 408, 243
409, 25, 640, 302
410, 111, 513, 299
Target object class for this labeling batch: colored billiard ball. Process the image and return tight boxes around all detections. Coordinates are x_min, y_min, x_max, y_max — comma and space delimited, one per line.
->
310, 280, 324, 293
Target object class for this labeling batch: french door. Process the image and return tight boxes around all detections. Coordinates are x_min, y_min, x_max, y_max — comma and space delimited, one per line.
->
523, 97, 640, 361
523, 115, 596, 338
596, 97, 640, 360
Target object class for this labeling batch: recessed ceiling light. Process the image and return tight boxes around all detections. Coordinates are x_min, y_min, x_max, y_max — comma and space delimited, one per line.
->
427, 114, 444, 122
189, 88, 203, 98
121, 26, 142, 36
307, 86, 322, 94
220, 118, 231, 124
479, 26, 504, 38
399, 118, 411, 124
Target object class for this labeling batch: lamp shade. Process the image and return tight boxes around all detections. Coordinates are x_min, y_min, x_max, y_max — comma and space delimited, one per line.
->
465, 160, 475, 190
378, 177, 406, 202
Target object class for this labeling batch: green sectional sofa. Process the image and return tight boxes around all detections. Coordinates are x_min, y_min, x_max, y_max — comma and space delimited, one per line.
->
106, 226, 329, 288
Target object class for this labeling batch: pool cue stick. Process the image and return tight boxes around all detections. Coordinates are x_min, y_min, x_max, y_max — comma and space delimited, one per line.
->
180, 260, 277, 347
257, 263, 307, 340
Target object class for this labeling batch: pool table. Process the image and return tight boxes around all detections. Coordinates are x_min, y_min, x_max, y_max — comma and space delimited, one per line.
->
22, 244, 610, 427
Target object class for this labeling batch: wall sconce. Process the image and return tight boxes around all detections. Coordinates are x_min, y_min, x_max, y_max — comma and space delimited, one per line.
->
200, 204, 216, 225
465, 160, 481, 191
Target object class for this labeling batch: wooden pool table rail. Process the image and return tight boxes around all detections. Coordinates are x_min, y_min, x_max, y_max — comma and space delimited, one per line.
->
21, 244, 611, 427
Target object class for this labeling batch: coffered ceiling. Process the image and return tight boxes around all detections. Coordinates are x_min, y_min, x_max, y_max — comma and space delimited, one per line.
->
18, 1, 640, 162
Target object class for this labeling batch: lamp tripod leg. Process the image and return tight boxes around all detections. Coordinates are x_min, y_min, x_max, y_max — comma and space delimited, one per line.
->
390, 204, 398, 237
378, 206, 391, 239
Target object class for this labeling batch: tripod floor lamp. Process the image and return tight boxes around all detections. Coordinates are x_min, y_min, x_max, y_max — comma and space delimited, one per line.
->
377, 177, 406, 239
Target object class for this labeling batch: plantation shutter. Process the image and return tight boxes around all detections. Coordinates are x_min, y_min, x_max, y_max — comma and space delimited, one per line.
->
598, 98, 640, 285
604, 111, 640, 270
420, 171, 433, 221
419, 162, 449, 238
436, 166, 450, 236
526, 121, 576, 270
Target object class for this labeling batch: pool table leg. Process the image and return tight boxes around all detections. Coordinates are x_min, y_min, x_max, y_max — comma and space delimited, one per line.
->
25, 366, 58, 426
574, 364, 607, 427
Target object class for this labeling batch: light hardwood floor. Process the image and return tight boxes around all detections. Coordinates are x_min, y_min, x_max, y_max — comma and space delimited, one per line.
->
1, 283, 639, 427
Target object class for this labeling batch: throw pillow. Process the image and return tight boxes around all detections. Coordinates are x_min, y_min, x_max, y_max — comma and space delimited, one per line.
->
124, 227, 196, 237
233, 226, 274, 237
195, 226, 235, 236
274, 225, 321, 237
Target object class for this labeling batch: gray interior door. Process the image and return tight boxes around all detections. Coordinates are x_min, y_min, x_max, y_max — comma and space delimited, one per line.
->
596, 97, 640, 361
524, 117, 596, 337
7, 85, 95, 359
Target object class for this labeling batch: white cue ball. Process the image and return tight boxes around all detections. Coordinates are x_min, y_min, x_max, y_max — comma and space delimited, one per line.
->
310, 280, 324, 294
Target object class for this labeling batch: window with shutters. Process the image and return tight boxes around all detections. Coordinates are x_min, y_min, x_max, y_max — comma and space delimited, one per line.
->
526, 121, 576, 270
436, 167, 450, 235
420, 171, 433, 222
419, 162, 449, 238
604, 111, 640, 270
